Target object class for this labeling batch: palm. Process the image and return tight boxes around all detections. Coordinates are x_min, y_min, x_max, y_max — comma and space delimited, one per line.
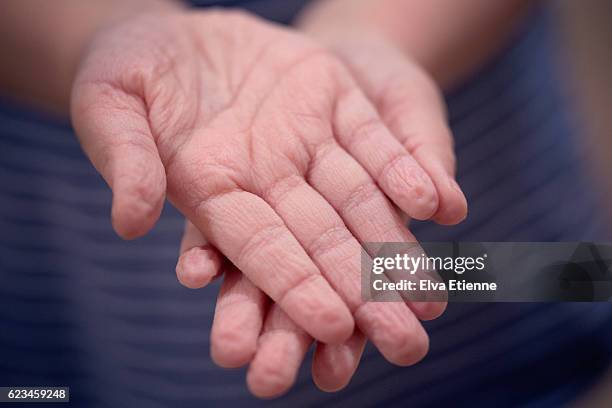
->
151, 14, 350, 210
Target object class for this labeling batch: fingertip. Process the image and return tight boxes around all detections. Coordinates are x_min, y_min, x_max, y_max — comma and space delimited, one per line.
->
211, 342, 257, 369
383, 157, 439, 221
313, 371, 350, 393
281, 276, 355, 344
211, 323, 258, 368
390, 326, 429, 366
312, 337, 364, 392
406, 179, 439, 221
433, 178, 468, 225
247, 364, 293, 399
246, 335, 303, 399
356, 303, 429, 367
110, 164, 167, 240
312, 358, 352, 392
305, 305, 355, 345
211, 271, 266, 369
317, 305, 355, 344
111, 192, 163, 240
176, 247, 222, 289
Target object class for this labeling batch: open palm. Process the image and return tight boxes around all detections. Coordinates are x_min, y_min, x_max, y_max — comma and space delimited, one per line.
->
72, 9, 463, 398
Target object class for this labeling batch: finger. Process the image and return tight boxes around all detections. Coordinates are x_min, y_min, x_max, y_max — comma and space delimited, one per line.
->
257, 172, 427, 365
337, 42, 467, 225
192, 190, 354, 344
376, 65, 468, 225
312, 331, 366, 392
333, 87, 438, 220
176, 220, 223, 289
71, 81, 166, 239
210, 266, 267, 368
309, 144, 447, 321
247, 305, 311, 399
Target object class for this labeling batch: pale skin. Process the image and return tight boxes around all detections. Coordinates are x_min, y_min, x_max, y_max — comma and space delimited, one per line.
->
1, 0, 528, 399
177, 0, 529, 397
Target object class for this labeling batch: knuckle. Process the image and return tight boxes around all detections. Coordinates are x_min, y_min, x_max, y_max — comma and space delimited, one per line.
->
382, 98, 414, 132
279, 274, 353, 338
97, 136, 156, 180
259, 173, 304, 208
379, 153, 408, 183
236, 223, 288, 268
73, 81, 145, 128
340, 180, 381, 215
343, 117, 386, 152
306, 223, 354, 260
279, 274, 320, 307
404, 130, 455, 163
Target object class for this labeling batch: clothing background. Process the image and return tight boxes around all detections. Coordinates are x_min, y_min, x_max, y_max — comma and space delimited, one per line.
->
1, 1, 611, 407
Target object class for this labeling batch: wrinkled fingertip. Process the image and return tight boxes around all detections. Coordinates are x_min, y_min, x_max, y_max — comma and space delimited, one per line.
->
384, 160, 440, 221
176, 247, 221, 289
281, 277, 355, 345
246, 360, 295, 399
387, 329, 430, 367
312, 346, 356, 392
314, 307, 355, 345
210, 331, 257, 369
111, 194, 163, 240
433, 180, 468, 225
406, 184, 439, 221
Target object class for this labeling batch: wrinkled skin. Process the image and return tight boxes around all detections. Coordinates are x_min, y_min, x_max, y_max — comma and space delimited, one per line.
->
71, 9, 466, 398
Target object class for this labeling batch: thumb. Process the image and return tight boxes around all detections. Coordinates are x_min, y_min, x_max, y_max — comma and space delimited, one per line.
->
71, 80, 166, 239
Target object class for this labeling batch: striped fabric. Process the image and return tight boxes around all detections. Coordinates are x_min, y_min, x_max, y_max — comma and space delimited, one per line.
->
1, 2, 611, 407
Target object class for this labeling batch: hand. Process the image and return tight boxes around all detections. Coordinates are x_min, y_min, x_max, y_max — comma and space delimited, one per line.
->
72, 8, 450, 363
174, 18, 467, 397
